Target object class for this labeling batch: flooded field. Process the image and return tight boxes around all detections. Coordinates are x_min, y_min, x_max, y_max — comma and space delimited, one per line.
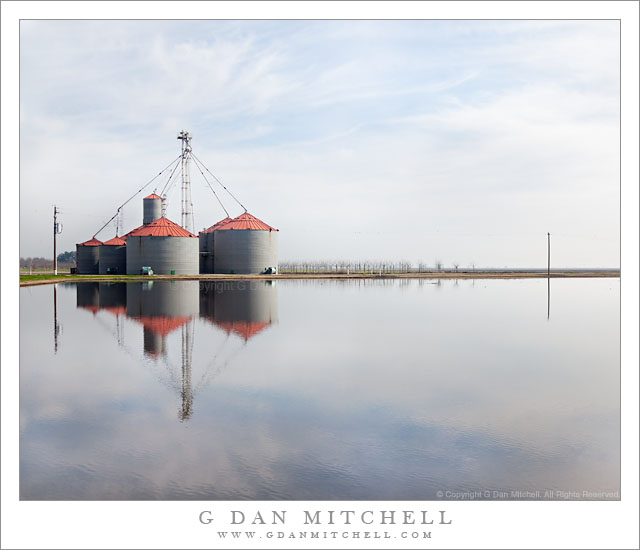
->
19, 278, 620, 500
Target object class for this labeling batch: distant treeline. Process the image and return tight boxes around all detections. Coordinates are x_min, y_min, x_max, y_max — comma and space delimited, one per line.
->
279, 260, 468, 273
20, 251, 76, 270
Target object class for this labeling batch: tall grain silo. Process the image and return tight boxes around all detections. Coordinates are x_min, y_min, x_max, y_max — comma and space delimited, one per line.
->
213, 212, 278, 274
76, 237, 103, 274
199, 216, 231, 274
143, 193, 163, 225
126, 217, 199, 275
99, 236, 127, 274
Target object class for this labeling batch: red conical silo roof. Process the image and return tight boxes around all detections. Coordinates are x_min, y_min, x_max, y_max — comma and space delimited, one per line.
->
144, 193, 163, 200
215, 212, 277, 231
133, 315, 191, 336
77, 237, 103, 247
102, 236, 127, 246
201, 216, 232, 234
214, 320, 271, 341
126, 217, 197, 238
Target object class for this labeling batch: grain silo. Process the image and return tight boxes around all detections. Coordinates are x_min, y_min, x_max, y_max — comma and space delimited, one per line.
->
213, 212, 278, 274
143, 193, 163, 225
126, 217, 199, 275
76, 237, 103, 274
99, 236, 127, 274
199, 216, 231, 274
198, 229, 209, 274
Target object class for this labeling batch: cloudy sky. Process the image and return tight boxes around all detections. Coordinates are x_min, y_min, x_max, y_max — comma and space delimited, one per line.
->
19, 19, 620, 267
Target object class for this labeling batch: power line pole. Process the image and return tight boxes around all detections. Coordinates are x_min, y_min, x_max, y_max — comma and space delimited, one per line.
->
53, 206, 60, 275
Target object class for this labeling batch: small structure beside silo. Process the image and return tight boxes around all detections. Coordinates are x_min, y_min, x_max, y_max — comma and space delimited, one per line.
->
143, 193, 163, 225
125, 217, 199, 275
76, 237, 103, 274
199, 216, 231, 274
213, 212, 278, 274
99, 236, 127, 274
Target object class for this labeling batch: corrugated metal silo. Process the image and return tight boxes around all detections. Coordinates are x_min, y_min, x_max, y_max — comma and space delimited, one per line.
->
213, 212, 278, 274
199, 230, 209, 274
99, 236, 127, 274
76, 237, 103, 274
143, 193, 163, 225
199, 216, 231, 274
125, 217, 199, 275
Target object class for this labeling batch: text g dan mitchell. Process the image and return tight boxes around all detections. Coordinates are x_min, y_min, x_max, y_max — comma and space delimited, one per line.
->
198, 509, 452, 526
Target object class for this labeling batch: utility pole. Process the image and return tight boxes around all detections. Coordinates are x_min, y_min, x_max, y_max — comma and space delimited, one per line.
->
53, 206, 60, 275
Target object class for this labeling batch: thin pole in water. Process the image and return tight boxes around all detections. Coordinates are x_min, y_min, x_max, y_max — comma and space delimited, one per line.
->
53, 285, 59, 353
547, 232, 550, 277
547, 232, 551, 320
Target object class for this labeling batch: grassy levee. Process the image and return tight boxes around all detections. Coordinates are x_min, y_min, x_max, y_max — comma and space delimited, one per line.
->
20, 270, 619, 287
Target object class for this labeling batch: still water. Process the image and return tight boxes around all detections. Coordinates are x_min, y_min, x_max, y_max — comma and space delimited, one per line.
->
20, 278, 619, 500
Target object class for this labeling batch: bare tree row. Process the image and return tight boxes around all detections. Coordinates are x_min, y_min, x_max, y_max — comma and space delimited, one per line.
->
279, 260, 474, 274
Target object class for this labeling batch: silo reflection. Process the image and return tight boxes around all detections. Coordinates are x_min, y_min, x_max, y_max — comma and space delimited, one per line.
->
199, 280, 278, 341
73, 279, 278, 421
126, 281, 199, 358
76, 282, 100, 314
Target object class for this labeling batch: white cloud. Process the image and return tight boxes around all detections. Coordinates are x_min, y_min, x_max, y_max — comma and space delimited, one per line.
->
19, 20, 619, 266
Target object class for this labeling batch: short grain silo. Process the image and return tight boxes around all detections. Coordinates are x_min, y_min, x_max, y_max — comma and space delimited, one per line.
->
199, 216, 231, 274
143, 193, 163, 225
99, 236, 127, 274
126, 217, 199, 275
76, 237, 103, 274
213, 212, 278, 274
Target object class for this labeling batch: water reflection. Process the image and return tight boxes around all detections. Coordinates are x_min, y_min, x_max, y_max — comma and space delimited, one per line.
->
200, 280, 278, 340
75, 280, 278, 420
53, 285, 61, 353
548, 276, 551, 320
22, 278, 619, 500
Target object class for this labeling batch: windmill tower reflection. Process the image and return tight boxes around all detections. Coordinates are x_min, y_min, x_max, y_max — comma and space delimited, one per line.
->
75, 279, 278, 421
180, 321, 194, 420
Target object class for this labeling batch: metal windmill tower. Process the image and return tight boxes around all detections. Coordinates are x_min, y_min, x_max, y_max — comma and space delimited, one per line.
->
177, 130, 194, 233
